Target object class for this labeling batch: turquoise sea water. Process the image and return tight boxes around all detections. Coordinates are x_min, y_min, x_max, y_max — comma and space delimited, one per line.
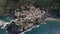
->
0, 16, 13, 22
0, 16, 60, 34
0, 28, 8, 34
25, 21, 60, 34
0, 16, 13, 34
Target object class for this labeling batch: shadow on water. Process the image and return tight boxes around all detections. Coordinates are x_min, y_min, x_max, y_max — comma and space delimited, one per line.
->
0, 16, 13, 34
0, 28, 8, 34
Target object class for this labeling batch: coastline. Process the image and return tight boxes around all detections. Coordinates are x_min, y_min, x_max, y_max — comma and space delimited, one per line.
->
20, 23, 42, 34
20, 18, 60, 34
0, 17, 60, 34
0, 20, 44, 34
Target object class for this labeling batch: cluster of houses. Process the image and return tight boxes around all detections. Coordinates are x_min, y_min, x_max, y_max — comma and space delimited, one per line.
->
3, 4, 46, 34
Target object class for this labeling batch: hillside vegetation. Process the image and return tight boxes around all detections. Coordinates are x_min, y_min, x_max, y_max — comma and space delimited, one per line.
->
0, 0, 60, 17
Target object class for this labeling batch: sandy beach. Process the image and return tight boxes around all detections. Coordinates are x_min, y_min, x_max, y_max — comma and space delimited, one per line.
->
45, 18, 60, 21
